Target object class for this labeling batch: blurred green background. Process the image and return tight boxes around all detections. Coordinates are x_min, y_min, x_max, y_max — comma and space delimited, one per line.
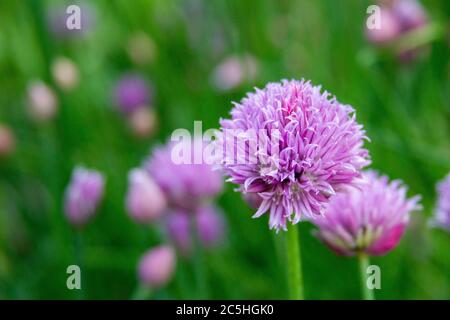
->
0, 0, 449, 299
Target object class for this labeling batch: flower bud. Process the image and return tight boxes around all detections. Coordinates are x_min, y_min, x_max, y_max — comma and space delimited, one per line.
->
64, 166, 105, 226
138, 245, 176, 288
126, 168, 167, 224
195, 205, 225, 248
366, 8, 401, 45
166, 211, 192, 256
114, 74, 152, 114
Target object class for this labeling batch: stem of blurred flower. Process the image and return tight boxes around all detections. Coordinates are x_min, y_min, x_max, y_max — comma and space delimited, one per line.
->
395, 22, 445, 54
74, 231, 85, 299
191, 217, 208, 299
286, 224, 304, 300
357, 253, 374, 300
131, 285, 152, 300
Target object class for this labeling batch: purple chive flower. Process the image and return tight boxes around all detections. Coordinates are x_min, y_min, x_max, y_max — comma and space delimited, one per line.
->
64, 166, 105, 226
114, 74, 152, 114
195, 205, 225, 248
312, 171, 421, 256
145, 140, 223, 211
138, 245, 176, 288
431, 173, 450, 230
218, 79, 370, 231
126, 168, 167, 224
166, 210, 192, 255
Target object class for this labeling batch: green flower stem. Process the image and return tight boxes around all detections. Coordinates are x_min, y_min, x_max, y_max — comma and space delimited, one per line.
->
131, 285, 152, 300
74, 230, 85, 299
357, 253, 375, 300
286, 225, 304, 300
191, 217, 208, 299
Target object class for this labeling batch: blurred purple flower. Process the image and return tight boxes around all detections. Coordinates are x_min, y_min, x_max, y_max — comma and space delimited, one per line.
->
195, 205, 225, 248
366, 0, 429, 61
312, 171, 421, 256
47, 3, 96, 39
218, 79, 370, 231
114, 74, 152, 114
211, 55, 258, 92
366, 8, 401, 44
64, 166, 105, 226
126, 168, 167, 224
431, 173, 450, 230
393, 0, 428, 30
145, 140, 223, 211
138, 245, 176, 288
166, 210, 192, 255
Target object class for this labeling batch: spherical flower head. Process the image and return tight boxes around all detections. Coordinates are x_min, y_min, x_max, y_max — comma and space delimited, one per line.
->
195, 205, 226, 248
312, 171, 421, 256
138, 245, 176, 288
64, 166, 105, 226
114, 74, 152, 114
218, 79, 370, 231
431, 173, 450, 230
145, 140, 223, 211
126, 168, 167, 224
166, 210, 192, 256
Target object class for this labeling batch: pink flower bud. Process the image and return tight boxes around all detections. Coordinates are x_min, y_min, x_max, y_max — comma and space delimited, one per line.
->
138, 245, 176, 288
27, 81, 58, 122
64, 166, 105, 226
51, 57, 79, 91
366, 8, 401, 45
126, 168, 167, 224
